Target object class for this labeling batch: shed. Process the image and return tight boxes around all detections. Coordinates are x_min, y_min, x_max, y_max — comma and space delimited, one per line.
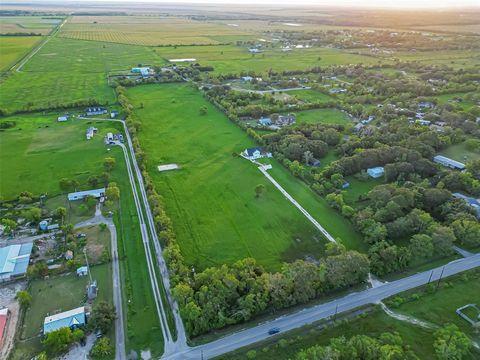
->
43, 307, 86, 334
367, 167, 385, 178
57, 116, 68, 122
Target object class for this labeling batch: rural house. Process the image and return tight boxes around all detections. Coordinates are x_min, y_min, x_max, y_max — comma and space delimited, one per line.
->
85, 107, 107, 116
433, 155, 466, 170
243, 147, 272, 160
43, 307, 87, 334
57, 115, 69, 122
275, 114, 296, 127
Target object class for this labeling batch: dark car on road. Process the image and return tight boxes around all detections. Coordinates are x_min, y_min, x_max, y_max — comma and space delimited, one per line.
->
268, 327, 280, 335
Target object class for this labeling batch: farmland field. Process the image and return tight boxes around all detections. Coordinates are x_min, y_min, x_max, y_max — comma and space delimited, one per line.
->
294, 108, 351, 125
156, 45, 383, 74
59, 16, 255, 46
0, 16, 61, 35
0, 36, 41, 71
0, 37, 164, 113
128, 83, 331, 271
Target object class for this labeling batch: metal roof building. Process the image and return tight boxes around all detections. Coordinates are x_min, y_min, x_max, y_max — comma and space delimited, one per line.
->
367, 167, 385, 178
433, 155, 466, 170
43, 307, 86, 334
68, 188, 105, 201
0, 243, 33, 282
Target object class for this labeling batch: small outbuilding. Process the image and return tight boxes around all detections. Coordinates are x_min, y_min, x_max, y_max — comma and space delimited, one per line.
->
367, 167, 385, 178
259, 118, 272, 126
65, 250, 74, 260
57, 116, 68, 122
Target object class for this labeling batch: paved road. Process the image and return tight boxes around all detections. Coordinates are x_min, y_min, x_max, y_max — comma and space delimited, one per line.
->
75, 206, 126, 360
165, 254, 480, 359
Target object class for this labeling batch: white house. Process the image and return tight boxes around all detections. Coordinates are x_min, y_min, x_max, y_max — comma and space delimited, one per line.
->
243, 147, 272, 160
57, 116, 68, 122
68, 188, 106, 201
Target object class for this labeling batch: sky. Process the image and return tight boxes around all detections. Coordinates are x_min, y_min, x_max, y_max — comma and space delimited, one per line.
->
85, 0, 480, 8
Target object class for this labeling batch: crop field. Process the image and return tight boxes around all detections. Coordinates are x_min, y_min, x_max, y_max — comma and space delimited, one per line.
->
394, 49, 480, 67
0, 36, 41, 71
59, 16, 254, 46
0, 16, 61, 35
128, 83, 331, 271
294, 108, 351, 125
156, 45, 383, 74
0, 37, 164, 113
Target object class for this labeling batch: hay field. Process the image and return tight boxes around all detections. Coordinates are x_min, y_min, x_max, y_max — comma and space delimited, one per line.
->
0, 16, 61, 35
58, 16, 254, 46
0, 36, 41, 71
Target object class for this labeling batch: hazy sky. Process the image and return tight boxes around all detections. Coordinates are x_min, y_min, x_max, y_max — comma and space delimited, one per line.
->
92, 0, 479, 8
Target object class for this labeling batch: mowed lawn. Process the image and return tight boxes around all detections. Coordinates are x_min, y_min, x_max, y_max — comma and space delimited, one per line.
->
440, 141, 480, 163
0, 37, 164, 113
0, 113, 120, 200
128, 83, 328, 271
156, 45, 383, 74
0, 36, 41, 71
295, 108, 351, 125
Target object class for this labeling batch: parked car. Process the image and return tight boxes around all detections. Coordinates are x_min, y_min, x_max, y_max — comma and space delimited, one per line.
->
268, 327, 280, 335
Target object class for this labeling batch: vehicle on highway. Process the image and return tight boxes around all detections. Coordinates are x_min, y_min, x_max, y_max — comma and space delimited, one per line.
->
268, 327, 280, 335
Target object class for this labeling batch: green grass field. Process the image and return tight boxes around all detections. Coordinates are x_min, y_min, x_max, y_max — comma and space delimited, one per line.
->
343, 176, 384, 204
435, 92, 478, 111
0, 16, 61, 35
0, 36, 42, 71
291, 89, 335, 103
294, 108, 351, 125
11, 264, 113, 360
439, 141, 480, 163
0, 113, 164, 355
0, 37, 164, 113
128, 83, 334, 271
156, 45, 383, 74
0, 113, 120, 199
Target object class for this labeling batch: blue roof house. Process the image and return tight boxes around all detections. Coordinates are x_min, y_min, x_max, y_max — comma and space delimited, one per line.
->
43, 307, 86, 334
367, 167, 385, 178
0, 243, 33, 282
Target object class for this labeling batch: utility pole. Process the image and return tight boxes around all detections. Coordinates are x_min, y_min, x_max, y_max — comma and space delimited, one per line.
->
84, 248, 93, 284
427, 270, 434, 284
435, 266, 445, 291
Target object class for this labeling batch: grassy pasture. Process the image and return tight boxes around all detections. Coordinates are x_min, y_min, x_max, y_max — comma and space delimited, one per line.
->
291, 89, 335, 103
11, 264, 113, 360
128, 83, 332, 271
156, 45, 383, 74
0, 113, 164, 355
412, 24, 480, 35
435, 93, 479, 112
0, 113, 120, 200
59, 16, 253, 46
0, 16, 61, 35
294, 108, 351, 125
0, 36, 41, 71
0, 37, 163, 112
394, 49, 480, 67
439, 141, 480, 163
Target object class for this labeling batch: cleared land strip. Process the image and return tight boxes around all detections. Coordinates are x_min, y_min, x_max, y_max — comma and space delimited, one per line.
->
256, 164, 336, 243
166, 254, 480, 359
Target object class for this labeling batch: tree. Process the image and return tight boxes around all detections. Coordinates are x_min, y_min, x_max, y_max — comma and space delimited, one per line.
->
42, 327, 74, 355
199, 106, 208, 115
16, 290, 32, 308
408, 234, 433, 261
88, 175, 100, 187
23, 207, 42, 223
1, 218, 17, 235
433, 324, 471, 360
303, 150, 314, 165
90, 337, 114, 358
452, 219, 480, 248
56, 207, 67, 225
103, 157, 116, 172
106, 183, 120, 201
255, 184, 265, 198
90, 301, 117, 334
37, 352, 47, 360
